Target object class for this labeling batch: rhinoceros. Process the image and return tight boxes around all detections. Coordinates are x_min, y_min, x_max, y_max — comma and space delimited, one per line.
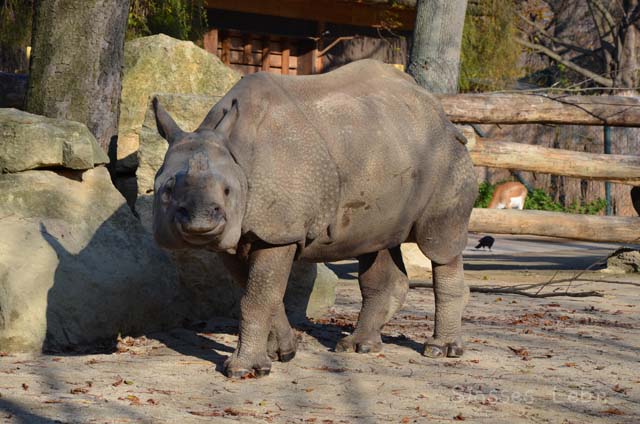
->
152, 59, 477, 378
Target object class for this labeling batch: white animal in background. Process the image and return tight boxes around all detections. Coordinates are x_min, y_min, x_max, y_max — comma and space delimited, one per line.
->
488, 182, 528, 210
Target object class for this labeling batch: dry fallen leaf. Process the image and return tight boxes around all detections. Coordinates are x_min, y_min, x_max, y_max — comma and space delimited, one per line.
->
454, 413, 466, 421
70, 387, 89, 395
601, 407, 625, 415
612, 384, 629, 394
224, 407, 241, 416
189, 410, 223, 417
508, 346, 530, 360
118, 395, 141, 405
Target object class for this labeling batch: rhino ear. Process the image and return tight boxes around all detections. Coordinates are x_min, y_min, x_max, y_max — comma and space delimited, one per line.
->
153, 97, 184, 144
215, 99, 239, 138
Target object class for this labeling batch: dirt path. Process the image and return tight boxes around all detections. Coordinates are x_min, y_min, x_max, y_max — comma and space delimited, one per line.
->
1, 238, 639, 423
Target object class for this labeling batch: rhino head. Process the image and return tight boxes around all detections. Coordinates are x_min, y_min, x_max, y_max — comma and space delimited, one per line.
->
151, 98, 247, 255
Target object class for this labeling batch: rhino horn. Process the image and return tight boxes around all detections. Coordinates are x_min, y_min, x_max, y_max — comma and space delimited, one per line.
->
153, 97, 185, 144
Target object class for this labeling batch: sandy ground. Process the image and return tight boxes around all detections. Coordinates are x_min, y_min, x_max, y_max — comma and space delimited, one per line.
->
1, 235, 639, 423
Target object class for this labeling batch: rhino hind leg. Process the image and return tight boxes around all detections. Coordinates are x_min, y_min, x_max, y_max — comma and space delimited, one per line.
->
336, 246, 409, 354
422, 254, 468, 358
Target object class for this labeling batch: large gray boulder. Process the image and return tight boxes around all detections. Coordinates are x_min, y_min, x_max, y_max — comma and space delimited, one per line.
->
117, 34, 240, 173
603, 248, 640, 273
401, 243, 432, 278
0, 108, 108, 173
0, 167, 184, 352
135, 94, 337, 321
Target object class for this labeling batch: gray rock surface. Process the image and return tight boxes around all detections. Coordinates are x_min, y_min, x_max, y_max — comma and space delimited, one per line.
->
0, 167, 184, 352
604, 247, 640, 273
135, 94, 338, 320
116, 34, 240, 173
401, 243, 432, 278
0, 108, 108, 173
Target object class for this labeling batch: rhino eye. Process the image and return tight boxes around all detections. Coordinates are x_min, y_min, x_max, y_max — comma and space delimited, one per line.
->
224, 187, 230, 196
161, 177, 175, 203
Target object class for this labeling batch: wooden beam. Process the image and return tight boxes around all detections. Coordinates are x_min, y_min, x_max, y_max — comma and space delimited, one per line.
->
281, 40, 290, 75
242, 34, 253, 65
440, 93, 640, 127
221, 34, 231, 65
469, 208, 640, 243
465, 135, 640, 186
315, 21, 325, 74
204, 0, 416, 30
203, 29, 218, 56
261, 36, 271, 72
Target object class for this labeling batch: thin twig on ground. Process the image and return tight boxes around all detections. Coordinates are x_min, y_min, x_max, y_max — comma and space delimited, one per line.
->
408, 281, 603, 298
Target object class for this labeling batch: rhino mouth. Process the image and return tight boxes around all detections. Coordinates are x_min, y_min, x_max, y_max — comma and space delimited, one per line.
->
177, 220, 226, 247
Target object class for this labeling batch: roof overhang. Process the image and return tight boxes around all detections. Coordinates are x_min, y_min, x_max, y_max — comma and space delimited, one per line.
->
204, 0, 417, 31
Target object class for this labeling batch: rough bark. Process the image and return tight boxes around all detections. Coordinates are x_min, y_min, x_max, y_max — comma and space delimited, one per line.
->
440, 93, 640, 126
26, 0, 130, 152
407, 0, 468, 93
469, 208, 640, 243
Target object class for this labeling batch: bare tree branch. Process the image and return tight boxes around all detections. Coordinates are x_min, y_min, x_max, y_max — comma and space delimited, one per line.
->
589, 0, 618, 31
517, 13, 595, 55
586, 0, 616, 74
516, 38, 614, 87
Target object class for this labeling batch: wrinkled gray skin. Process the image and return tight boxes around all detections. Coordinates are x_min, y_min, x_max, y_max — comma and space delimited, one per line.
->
152, 59, 477, 378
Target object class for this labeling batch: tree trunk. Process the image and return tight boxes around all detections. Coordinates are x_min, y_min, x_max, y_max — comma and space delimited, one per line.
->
26, 0, 130, 152
407, 0, 468, 93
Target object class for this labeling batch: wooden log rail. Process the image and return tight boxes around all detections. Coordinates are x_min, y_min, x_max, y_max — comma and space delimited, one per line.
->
440, 93, 640, 127
464, 135, 640, 186
469, 209, 640, 243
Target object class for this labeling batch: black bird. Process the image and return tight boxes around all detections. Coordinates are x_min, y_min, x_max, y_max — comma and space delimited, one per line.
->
475, 235, 495, 250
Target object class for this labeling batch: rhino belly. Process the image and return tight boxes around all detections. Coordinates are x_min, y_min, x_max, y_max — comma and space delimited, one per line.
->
298, 178, 422, 262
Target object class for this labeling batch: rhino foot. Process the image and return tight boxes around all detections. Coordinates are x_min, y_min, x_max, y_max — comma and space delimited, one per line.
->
267, 328, 298, 362
223, 353, 272, 378
335, 333, 382, 354
422, 337, 464, 358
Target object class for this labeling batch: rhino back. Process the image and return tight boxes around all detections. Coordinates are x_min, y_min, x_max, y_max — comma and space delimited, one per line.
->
209, 60, 473, 256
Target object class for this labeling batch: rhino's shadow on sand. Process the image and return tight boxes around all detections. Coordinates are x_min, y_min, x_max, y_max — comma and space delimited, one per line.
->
38, 209, 421, 367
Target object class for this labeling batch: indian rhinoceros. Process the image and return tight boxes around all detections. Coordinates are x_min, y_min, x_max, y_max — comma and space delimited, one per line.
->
151, 59, 477, 378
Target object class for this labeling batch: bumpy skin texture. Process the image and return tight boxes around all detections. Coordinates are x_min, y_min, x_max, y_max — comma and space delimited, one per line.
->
152, 59, 478, 378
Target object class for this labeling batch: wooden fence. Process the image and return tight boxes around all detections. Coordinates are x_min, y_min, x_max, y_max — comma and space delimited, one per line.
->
438, 93, 640, 243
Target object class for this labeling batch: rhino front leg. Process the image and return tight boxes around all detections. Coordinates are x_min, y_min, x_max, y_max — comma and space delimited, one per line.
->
423, 254, 468, 358
336, 247, 409, 353
223, 244, 296, 378
221, 252, 297, 364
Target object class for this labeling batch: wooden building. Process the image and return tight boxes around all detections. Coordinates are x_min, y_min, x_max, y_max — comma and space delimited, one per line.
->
202, 0, 417, 75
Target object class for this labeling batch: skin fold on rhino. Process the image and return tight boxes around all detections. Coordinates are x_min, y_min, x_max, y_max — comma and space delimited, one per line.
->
152, 59, 478, 378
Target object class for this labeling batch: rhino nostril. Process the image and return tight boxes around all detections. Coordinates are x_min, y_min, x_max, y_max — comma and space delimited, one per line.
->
176, 206, 189, 222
